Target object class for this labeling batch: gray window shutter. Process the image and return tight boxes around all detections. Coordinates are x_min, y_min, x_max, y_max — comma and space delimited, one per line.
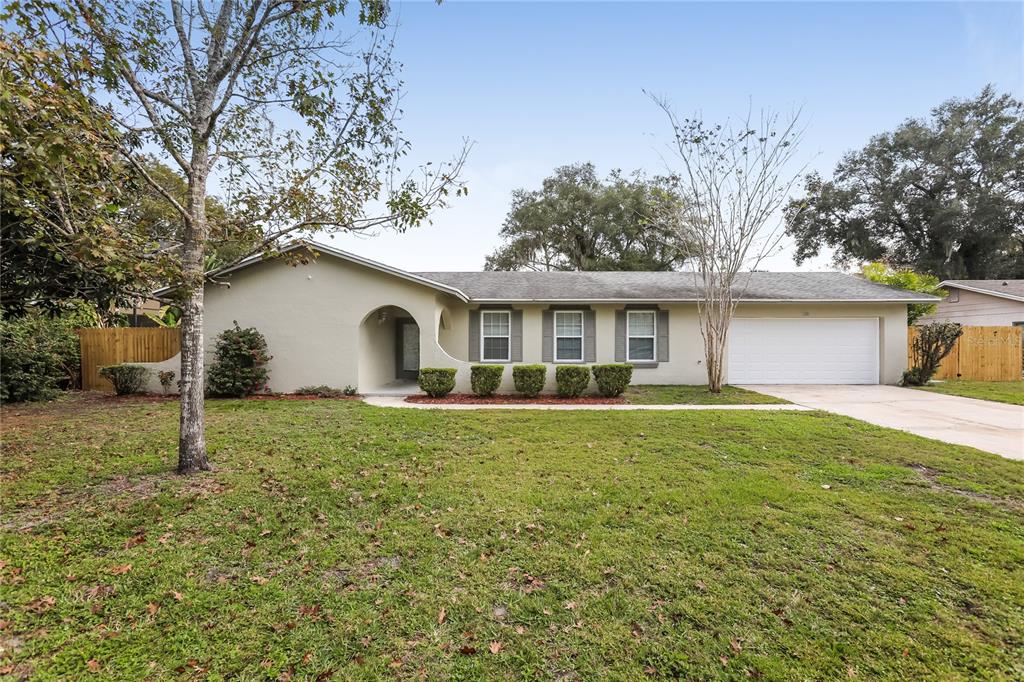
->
541, 310, 554, 362
469, 310, 480, 362
584, 310, 596, 362
657, 310, 669, 362
511, 310, 523, 362
615, 310, 626, 362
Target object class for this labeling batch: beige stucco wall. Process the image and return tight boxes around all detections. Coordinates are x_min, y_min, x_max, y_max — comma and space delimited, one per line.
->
919, 288, 1024, 327
137, 255, 911, 392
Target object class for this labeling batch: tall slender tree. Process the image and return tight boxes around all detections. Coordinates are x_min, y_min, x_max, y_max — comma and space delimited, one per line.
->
7, 1, 468, 472
653, 98, 804, 392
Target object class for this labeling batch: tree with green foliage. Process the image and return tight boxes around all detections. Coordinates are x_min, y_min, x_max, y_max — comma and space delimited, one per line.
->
786, 87, 1024, 279
485, 163, 690, 271
6, 0, 468, 473
860, 262, 944, 325
0, 28, 159, 317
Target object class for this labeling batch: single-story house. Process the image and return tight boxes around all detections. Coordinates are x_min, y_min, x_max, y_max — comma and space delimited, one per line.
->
143, 242, 937, 394
918, 280, 1024, 328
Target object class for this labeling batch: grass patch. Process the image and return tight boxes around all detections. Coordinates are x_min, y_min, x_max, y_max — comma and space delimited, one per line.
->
624, 384, 789, 405
915, 380, 1024, 406
1, 395, 1022, 680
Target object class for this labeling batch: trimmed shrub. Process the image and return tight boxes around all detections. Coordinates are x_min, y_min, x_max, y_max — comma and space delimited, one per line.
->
418, 368, 456, 397
99, 364, 150, 395
904, 322, 963, 386
296, 385, 345, 398
470, 364, 504, 397
343, 385, 358, 396
207, 323, 272, 397
513, 364, 546, 398
555, 365, 590, 398
591, 363, 633, 397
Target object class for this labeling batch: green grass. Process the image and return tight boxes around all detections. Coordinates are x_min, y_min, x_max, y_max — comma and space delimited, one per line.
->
915, 380, 1024, 406
624, 384, 789, 405
2, 395, 1023, 680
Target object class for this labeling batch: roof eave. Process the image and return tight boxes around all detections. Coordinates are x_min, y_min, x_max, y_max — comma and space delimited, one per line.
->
938, 281, 1024, 303
152, 241, 470, 302
467, 297, 937, 304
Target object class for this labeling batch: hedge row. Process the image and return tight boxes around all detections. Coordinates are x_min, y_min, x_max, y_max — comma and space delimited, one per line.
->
418, 364, 633, 398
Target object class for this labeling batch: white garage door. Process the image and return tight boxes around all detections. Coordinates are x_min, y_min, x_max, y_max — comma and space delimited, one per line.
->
728, 318, 879, 384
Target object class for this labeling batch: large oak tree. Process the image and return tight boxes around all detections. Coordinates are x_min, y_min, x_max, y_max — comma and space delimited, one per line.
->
485, 163, 690, 271
7, 0, 467, 472
786, 87, 1024, 279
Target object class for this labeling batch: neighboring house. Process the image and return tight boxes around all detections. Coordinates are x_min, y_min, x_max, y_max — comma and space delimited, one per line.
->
918, 280, 1024, 327
143, 242, 937, 393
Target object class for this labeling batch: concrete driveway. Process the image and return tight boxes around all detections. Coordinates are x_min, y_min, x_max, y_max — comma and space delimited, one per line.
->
745, 385, 1024, 460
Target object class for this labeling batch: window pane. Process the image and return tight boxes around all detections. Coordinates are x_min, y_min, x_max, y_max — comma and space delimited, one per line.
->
483, 337, 509, 360
555, 312, 583, 336
482, 311, 509, 336
628, 312, 655, 336
556, 337, 583, 360
629, 337, 654, 360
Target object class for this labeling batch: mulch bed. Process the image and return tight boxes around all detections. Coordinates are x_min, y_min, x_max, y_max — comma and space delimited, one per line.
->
406, 393, 625, 405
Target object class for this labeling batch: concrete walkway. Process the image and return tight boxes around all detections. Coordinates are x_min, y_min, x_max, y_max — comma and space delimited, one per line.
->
746, 385, 1024, 460
362, 395, 812, 412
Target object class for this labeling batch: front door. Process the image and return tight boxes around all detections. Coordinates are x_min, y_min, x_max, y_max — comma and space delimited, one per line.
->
396, 318, 420, 380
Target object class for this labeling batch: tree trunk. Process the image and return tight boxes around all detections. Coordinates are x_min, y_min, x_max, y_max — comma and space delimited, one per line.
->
177, 146, 210, 474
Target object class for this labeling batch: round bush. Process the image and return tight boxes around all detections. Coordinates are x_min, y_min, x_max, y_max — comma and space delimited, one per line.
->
470, 364, 504, 397
555, 365, 590, 398
591, 363, 633, 397
512, 364, 546, 398
207, 323, 272, 397
418, 367, 456, 397
99, 364, 150, 395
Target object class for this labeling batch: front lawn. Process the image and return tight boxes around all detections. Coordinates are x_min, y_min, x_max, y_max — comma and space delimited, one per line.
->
2, 395, 1022, 680
624, 384, 789, 405
915, 380, 1024, 406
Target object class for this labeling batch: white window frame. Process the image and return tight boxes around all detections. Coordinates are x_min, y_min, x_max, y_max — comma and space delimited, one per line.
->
626, 310, 657, 362
480, 310, 511, 362
553, 310, 585, 362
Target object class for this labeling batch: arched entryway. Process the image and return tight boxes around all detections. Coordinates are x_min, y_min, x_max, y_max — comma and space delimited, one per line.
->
358, 306, 420, 393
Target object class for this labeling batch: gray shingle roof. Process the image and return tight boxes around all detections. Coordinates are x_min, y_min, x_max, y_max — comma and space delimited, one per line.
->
941, 280, 1024, 301
414, 270, 938, 302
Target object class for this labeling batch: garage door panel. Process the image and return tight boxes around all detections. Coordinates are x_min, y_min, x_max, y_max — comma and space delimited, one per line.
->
728, 318, 878, 384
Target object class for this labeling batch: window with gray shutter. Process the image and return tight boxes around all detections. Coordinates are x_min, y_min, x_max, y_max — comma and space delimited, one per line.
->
510, 310, 523, 362
584, 310, 596, 362
541, 310, 554, 362
614, 311, 626, 362
657, 310, 669, 362
468, 310, 480, 362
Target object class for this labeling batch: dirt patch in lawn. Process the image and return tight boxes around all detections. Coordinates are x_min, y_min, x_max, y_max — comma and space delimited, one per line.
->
406, 393, 625, 405
2, 472, 229, 532
910, 464, 1024, 512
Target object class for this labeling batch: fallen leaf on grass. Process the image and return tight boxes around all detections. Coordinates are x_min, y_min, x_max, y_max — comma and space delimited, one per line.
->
459, 645, 476, 655
170, 590, 184, 602
437, 607, 446, 625
109, 564, 132, 575
87, 659, 101, 672
488, 641, 503, 654
250, 575, 269, 585
147, 602, 159, 615
730, 638, 742, 653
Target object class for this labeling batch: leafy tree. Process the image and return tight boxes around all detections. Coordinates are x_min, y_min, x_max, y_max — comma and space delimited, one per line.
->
7, 1, 468, 473
905, 322, 963, 386
786, 87, 1024, 279
0, 28, 159, 317
485, 163, 690, 271
860, 262, 944, 325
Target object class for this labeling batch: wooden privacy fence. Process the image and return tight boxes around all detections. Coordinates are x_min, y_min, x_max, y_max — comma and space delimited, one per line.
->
78, 328, 181, 391
908, 325, 1022, 382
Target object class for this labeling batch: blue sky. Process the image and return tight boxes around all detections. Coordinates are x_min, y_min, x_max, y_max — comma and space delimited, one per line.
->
326, 1, 1024, 271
